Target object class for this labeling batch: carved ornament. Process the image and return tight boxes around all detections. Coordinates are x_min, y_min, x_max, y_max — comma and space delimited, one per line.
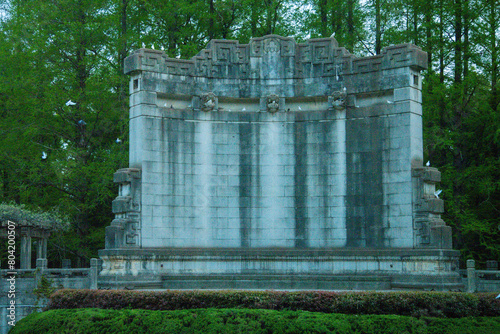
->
267, 94, 280, 113
201, 92, 216, 112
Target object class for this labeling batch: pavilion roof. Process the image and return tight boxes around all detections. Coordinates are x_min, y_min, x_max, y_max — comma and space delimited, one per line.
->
0, 203, 70, 231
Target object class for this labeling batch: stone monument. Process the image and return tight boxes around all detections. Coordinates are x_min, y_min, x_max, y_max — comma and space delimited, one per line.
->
98, 35, 462, 290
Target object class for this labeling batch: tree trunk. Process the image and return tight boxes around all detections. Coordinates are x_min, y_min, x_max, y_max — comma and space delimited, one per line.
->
251, 1, 258, 36
118, 0, 128, 110
119, 0, 128, 75
375, 0, 381, 54
489, 0, 499, 109
425, 0, 432, 68
208, 0, 215, 40
346, 0, 355, 52
454, 0, 463, 84
463, 0, 469, 79
318, 0, 328, 37
439, 0, 445, 83
413, 1, 418, 45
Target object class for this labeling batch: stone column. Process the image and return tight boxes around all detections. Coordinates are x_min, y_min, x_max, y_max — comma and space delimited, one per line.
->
20, 228, 32, 269
467, 259, 476, 293
41, 237, 48, 259
486, 260, 498, 270
90, 258, 100, 289
62, 259, 71, 269
36, 239, 43, 260
35, 258, 48, 286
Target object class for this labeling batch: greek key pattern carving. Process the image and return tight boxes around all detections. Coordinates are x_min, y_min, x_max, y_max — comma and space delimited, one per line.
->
125, 36, 427, 79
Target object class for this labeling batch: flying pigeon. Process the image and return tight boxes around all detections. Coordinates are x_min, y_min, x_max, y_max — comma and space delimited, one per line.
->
66, 100, 77, 106
434, 189, 442, 199
426, 161, 431, 167
387, 100, 393, 104
298, 106, 302, 110
242, 107, 246, 111
42, 151, 47, 160
77, 120, 86, 126
496, 293, 500, 299
116, 138, 122, 143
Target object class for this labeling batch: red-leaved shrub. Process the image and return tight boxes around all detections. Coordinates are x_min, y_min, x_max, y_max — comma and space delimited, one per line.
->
47, 290, 500, 318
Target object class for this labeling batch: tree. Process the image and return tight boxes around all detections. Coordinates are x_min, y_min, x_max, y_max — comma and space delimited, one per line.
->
0, 0, 127, 266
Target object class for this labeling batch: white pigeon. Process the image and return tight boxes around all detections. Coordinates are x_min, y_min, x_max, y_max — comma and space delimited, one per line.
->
387, 100, 393, 104
426, 161, 431, 167
298, 106, 302, 110
434, 189, 442, 199
42, 151, 47, 160
116, 138, 122, 143
242, 107, 246, 111
66, 100, 77, 106
496, 293, 500, 299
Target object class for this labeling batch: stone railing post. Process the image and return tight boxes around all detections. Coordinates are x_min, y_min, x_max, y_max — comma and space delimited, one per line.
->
35, 258, 48, 286
466, 259, 476, 293
486, 260, 498, 271
62, 259, 71, 269
90, 258, 100, 289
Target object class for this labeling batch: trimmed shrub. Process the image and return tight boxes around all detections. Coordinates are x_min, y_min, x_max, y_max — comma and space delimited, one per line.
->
47, 290, 500, 318
10, 308, 500, 334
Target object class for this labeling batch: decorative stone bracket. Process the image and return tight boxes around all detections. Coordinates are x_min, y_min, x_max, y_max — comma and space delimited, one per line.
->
266, 94, 280, 113
329, 89, 347, 110
412, 167, 452, 249
105, 168, 141, 249
200, 92, 217, 112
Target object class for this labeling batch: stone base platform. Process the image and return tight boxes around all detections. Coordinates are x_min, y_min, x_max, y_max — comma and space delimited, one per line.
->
98, 248, 463, 291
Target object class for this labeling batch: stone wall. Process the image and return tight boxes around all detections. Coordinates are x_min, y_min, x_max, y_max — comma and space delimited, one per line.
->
99, 35, 461, 290
0, 266, 93, 334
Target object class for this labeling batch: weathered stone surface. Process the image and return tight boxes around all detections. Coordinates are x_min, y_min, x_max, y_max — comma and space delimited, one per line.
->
100, 35, 460, 290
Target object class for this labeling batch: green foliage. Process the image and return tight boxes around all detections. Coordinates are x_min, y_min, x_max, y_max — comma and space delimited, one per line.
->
10, 308, 500, 334
0, 0, 128, 266
33, 275, 57, 302
0, 202, 69, 230
47, 290, 500, 318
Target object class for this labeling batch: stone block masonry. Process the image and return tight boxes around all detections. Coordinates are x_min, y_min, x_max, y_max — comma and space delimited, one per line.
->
99, 35, 462, 291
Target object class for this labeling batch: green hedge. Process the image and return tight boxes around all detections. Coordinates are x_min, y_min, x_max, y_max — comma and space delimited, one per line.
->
47, 290, 500, 318
10, 308, 500, 334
